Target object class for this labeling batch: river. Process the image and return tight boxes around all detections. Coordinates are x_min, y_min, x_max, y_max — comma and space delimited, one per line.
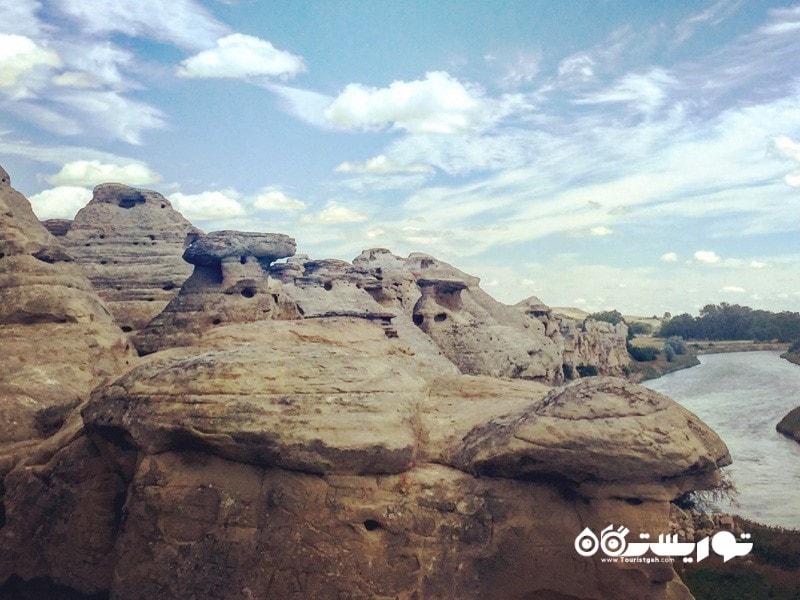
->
643, 351, 800, 529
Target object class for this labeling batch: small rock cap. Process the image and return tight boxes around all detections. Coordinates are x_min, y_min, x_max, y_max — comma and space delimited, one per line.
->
0, 165, 9, 187
183, 230, 296, 266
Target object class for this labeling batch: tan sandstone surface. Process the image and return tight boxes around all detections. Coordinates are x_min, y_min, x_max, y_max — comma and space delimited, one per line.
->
61, 183, 202, 331
0, 171, 732, 599
0, 167, 134, 472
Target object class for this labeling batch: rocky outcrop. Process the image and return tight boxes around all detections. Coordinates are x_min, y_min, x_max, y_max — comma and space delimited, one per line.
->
518, 296, 631, 378
0, 167, 133, 470
776, 406, 800, 443
61, 184, 202, 331
0, 175, 733, 599
32, 315, 723, 599
274, 249, 565, 384
132, 231, 300, 355
41, 218, 72, 237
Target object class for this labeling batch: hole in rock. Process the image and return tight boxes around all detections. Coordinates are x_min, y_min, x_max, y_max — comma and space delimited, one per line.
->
323, 282, 333, 291
100, 260, 107, 265
120, 326, 133, 332
240, 256, 247, 265
0, 253, 4, 259
272, 294, 279, 303
241, 287, 256, 298
413, 314, 424, 326
160, 203, 166, 208
434, 313, 447, 322
99, 234, 105, 239
148, 234, 156, 241
117, 191, 146, 209
162, 283, 175, 291
363, 519, 381, 531
212, 318, 222, 325
624, 498, 643, 506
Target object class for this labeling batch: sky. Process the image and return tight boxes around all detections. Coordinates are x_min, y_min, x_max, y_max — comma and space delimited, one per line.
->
1, 0, 800, 316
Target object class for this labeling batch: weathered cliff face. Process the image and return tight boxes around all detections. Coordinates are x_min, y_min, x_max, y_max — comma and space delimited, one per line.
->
61, 184, 202, 331
517, 296, 632, 378
0, 166, 134, 470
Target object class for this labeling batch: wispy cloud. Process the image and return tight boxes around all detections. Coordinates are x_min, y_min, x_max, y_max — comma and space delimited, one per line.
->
334, 154, 433, 175
52, 0, 229, 50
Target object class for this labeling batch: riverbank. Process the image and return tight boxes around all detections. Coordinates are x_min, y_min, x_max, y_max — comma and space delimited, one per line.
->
627, 338, 792, 382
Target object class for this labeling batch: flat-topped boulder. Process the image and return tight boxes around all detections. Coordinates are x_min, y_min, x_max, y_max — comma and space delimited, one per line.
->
777, 406, 800, 443
453, 376, 731, 488
61, 184, 202, 331
182, 230, 295, 267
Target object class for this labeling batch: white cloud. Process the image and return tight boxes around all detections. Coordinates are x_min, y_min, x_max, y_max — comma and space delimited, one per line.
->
750, 261, 767, 268
772, 135, 800, 187
0, 34, 61, 94
575, 68, 676, 113
694, 250, 722, 264
29, 186, 92, 219
773, 135, 800, 161
52, 71, 100, 88
54, 91, 166, 144
722, 285, 746, 293
177, 34, 305, 80
785, 171, 800, 187
54, 41, 134, 88
589, 225, 613, 236
300, 202, 367, 224
53, 0, 229, 50
169, 191, 245, 220
0, 0, 45, 38
252, 189, 306, 212
324, 71, 490, 134
46, 160, 161, 186
661, 252, 679, 262
334, 154, 433, 174
558, 53, 596, 80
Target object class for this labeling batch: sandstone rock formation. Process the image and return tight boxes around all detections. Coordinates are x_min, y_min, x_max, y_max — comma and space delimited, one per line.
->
0, 166, 133, 470
64, 318, 723, 599
132, 230, 301, 355
518, 296, 631, 378
61, 184, 202, 331
274, 249, 566, 384
1, 173, 731, 599
777, 406, 800, 443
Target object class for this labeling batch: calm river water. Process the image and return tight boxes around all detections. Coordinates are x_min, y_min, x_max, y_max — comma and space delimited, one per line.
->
644, 351, 800, 529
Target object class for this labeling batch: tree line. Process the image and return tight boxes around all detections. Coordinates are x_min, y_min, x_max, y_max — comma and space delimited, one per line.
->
658, 303, 800, 342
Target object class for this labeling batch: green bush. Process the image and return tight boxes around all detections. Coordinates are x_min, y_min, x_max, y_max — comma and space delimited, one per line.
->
576, 364, 598, 377
628, 345, 659, 362
663, 343, 676, 362
628, 322, 653, 336
665, 335, 687, 355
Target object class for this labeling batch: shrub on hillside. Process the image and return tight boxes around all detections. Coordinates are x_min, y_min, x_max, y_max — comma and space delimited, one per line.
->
628, 345, 659, 362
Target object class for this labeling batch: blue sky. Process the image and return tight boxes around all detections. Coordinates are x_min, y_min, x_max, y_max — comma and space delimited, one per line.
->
2, 0, 800, 316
